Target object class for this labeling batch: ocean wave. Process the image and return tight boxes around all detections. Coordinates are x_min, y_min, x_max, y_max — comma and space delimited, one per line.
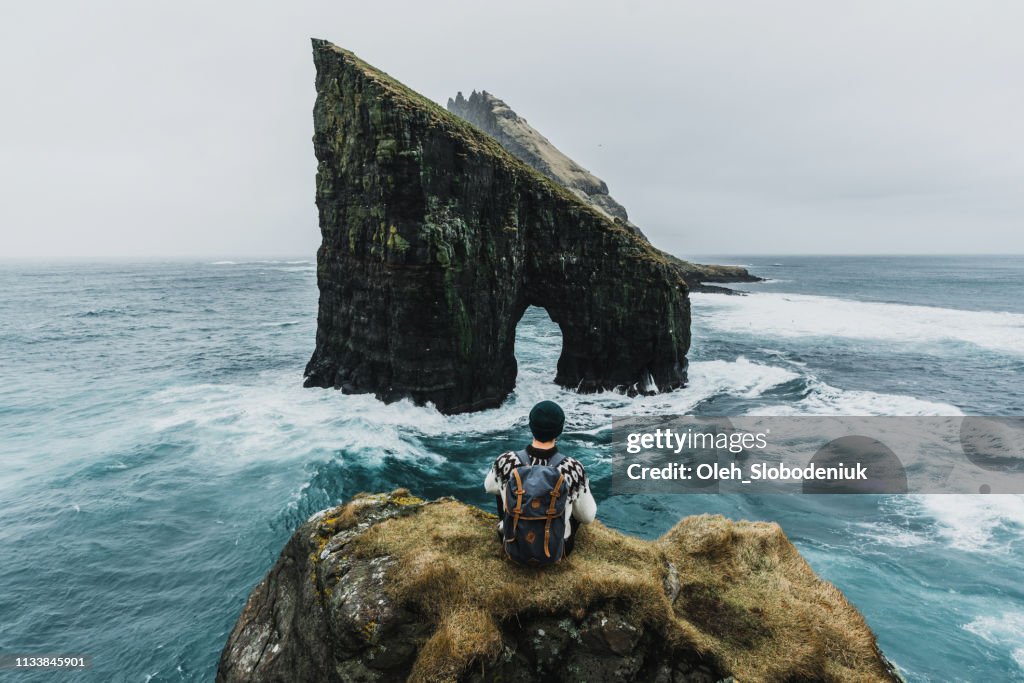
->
260, 320, 303, 327
143, 355, 800, 464
440, 356, 801, 435
850, 495, 1024, 558
849, 520, 931, 549
917, 495, 1024, 553
149, 377, 439, 468
688, 357, 799, 400
144, 344, 959, 480
75, 307, 136, 318
750, 376, 963, 416
692, 292, 1024, 356
963, 612, 1024, 670
267, 266, 317, 273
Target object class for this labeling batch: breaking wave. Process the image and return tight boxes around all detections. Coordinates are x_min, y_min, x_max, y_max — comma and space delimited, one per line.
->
692, 292, 1024, 356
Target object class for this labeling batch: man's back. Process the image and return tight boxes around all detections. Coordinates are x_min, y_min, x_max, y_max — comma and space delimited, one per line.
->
487, 446, 595, 522
484, 401, 597, 561
485, 443, 596, 559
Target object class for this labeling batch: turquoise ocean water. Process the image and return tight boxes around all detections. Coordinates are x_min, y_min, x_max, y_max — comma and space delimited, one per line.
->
1, 256, 1022, 681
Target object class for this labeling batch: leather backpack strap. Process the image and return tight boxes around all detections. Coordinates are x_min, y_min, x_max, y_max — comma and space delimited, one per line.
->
543, 518, 552, 558
510, 468, 525, 535
547, 473, 565, 515
542, 472, 565, 559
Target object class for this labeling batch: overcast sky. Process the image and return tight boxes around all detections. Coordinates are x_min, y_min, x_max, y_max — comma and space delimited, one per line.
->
2, 1, 1022, 259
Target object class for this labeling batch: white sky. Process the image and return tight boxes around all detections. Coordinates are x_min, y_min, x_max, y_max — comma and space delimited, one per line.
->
2, 0, 1022, 259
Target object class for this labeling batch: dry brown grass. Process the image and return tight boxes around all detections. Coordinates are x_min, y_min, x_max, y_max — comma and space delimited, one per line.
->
408, 609, 503, 683
662, 515, 890, 682
341, 496, 894, 683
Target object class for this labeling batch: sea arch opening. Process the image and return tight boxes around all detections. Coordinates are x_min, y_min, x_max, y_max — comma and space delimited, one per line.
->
513, 305, 565, 392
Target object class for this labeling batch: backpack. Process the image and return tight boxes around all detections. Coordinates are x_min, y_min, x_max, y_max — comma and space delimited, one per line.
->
502, 450, 570, 566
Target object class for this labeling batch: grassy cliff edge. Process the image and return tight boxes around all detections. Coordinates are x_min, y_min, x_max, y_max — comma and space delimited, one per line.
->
218, 490, 901, 683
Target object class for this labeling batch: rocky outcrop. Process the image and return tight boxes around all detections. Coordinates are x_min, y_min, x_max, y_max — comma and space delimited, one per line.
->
218, 491, 902, 683
447, 91, 633, 225
662, 256, 762, 294
446, 91, 762, 293
304, 40, 690, 413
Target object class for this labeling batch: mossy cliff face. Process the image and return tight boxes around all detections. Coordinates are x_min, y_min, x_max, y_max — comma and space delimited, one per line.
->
303, 39, 690, 413
217, 491, 902, 683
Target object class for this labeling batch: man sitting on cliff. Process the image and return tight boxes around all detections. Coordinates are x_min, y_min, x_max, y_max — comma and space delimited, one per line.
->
484, 401, 597, 562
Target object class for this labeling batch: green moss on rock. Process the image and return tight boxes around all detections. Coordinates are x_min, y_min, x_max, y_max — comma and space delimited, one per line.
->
303, 39, 691, 413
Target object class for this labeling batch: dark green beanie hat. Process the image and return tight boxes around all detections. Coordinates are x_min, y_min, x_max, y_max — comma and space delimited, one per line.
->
529, 400, 565, 442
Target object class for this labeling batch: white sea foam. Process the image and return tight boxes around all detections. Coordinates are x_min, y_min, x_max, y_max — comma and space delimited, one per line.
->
143, 355, 800, 472
150, 377, 444, 468
140, 291, 965, 488
917, 495, 1024, 553
963, 611, 1024, 669
850, 520, 930, 549
688, 357, 799, 400
269, 266, 317, 273
692, 292, 1024, 356
260, 320, 303, 327
751, 376, 963, 416
338, 356, 802, 438
852, 495, 1024, 556
145, 342, 963, 481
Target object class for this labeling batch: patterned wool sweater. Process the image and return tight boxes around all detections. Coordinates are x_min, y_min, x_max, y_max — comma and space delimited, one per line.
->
483, 445, 597, 536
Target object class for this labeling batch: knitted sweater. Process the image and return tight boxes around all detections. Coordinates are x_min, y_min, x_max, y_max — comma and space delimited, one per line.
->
483, 445, 597, 537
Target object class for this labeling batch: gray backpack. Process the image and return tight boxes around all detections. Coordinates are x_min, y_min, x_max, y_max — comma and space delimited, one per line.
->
502, 450, 569, 566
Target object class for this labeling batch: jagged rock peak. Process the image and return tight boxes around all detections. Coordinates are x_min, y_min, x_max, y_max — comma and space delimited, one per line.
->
446, 89, 629, 222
